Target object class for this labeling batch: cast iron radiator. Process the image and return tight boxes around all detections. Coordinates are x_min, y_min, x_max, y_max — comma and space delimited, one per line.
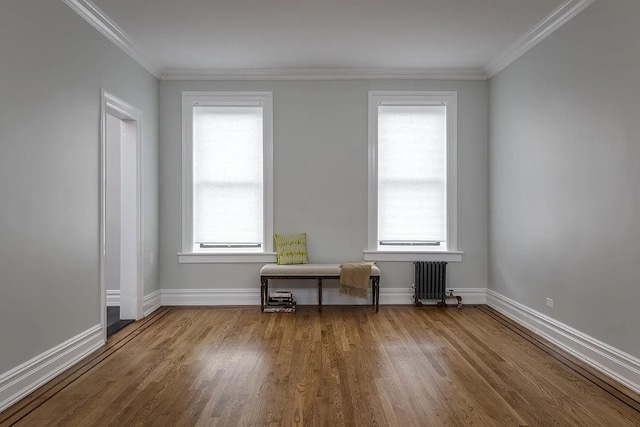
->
413, 261, 462, 307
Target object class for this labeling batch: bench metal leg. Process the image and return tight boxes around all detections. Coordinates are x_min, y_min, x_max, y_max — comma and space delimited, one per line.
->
260, 277, 268, 312
318, 278, 322, 312
372, 279, 375, 307
373, 277, 380, 312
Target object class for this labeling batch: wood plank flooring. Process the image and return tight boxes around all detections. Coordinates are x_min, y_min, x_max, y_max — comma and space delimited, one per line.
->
2, 306, 639, 426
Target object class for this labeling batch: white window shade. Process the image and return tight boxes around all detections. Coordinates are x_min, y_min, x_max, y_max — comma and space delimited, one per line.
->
193, 106, 264, 249
377, 105, 447, 248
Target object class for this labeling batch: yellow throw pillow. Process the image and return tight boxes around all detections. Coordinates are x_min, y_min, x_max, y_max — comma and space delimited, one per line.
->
274, 233, 308, 265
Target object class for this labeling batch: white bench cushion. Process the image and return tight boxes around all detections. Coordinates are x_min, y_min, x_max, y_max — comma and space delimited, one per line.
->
260, 263, 380, 277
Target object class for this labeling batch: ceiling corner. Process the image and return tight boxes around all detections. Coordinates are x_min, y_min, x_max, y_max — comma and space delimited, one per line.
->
61, 0, 164, 79
484, 0, 597, 79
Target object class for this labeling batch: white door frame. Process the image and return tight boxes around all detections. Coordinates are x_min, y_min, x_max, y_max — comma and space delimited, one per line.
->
100, 89, 144, 341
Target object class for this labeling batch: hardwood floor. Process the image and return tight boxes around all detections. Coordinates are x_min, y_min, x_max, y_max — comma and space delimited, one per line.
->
2, 306, 639, 426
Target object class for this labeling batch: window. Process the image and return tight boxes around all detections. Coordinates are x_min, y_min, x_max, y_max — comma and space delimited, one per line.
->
180, 92, 275, 263
366, 92, 462, 262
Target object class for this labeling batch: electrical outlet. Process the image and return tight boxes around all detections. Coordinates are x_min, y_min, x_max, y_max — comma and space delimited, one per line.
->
150, 251, 154, 264
546, 298, 553, 308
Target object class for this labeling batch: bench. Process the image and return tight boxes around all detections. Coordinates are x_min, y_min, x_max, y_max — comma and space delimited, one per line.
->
260, 264, 381, 313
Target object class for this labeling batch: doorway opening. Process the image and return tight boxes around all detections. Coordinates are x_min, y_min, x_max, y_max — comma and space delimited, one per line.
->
101, 90, 144, 340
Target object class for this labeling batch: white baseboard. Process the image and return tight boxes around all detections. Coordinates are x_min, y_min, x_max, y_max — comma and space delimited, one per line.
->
0, 325, 103, 413
106, 290, 120, 306
375, 287, 486, 305
143, 290, 161, 317
107, 290, 160, 317
160, 287, 486, 306
449, 288, 487, 305
161, 288, 260, 306
486, 289, 640, 395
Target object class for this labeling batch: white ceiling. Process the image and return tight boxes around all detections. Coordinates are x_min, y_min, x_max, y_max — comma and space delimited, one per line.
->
87, 0, 574, 78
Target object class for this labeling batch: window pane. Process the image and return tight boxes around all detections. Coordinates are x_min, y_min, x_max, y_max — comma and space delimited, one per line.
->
378, 105, 446, 245
193, 106, 263, 245
194, 183, 263, 243
378, 180, 445, 241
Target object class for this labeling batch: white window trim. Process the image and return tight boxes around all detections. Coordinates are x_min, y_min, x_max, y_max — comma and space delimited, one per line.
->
179, 92, 276, 264
365, 91, 462, 263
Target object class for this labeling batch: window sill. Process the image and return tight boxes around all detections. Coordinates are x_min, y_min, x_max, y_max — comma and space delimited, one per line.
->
363, 250, 463, 262
178, 252, 277, 264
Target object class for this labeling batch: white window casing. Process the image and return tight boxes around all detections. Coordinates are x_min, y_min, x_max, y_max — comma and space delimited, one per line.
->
179, 92, 275, 263
365, 91, 462, 262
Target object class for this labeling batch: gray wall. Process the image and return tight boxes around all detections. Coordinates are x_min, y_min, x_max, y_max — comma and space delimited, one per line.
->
0, 0, 159, 373
489, 0, 640, 356
160, 80, 488, 294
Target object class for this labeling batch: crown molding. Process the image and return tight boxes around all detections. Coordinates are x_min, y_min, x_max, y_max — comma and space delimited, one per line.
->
62, 0, 596, 83
485, 0, 597, 78
160, 68, 487, 81
61, 0, 163, 78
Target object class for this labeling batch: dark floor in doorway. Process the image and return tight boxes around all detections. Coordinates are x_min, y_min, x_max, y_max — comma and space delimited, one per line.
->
107, 306, 134, 338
